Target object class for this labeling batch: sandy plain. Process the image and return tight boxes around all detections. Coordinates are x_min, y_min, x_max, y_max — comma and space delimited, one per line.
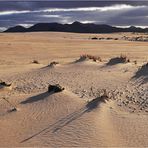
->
0, 32, 148, 147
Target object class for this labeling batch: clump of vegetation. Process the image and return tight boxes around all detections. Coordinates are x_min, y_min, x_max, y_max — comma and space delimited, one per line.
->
32, 60, 40, 64
107, 54, 130, 66
106, 37, 112, 40
86, 89, 109, 111
114, 38, 118, 40
80, 54, 102, 62
48, 84, 64, 93
49, 61, 59, 67
91, 37, 98, 40
134, 60, 137, 65
118, 54, 130, 63
0, 80, 11, 87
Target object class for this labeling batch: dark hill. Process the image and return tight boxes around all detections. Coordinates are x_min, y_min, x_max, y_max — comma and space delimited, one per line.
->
5, 25, 26, 32
4, 22, 148, 33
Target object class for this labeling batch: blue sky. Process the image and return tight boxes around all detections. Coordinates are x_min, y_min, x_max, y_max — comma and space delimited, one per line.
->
0, 1, 148, 31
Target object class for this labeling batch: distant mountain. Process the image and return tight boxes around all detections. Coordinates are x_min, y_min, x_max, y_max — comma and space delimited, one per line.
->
4, 22, 148, 33
5, 25, 26, 32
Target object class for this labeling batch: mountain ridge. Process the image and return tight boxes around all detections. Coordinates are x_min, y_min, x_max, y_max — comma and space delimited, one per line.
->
4, 21, 148, 33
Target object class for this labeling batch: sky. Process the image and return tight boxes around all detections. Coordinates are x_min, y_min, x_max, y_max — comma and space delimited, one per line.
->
0, 1, 148, 31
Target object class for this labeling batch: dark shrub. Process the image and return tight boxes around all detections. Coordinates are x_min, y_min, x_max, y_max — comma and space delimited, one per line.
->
48, 84, 64, 93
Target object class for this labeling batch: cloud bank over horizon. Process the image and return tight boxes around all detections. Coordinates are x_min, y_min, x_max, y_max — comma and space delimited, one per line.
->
0, 1, 148, 30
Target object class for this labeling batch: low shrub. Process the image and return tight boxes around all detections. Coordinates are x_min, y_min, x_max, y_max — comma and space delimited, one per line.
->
80, 54, 102, 62
32, 60, 39, 64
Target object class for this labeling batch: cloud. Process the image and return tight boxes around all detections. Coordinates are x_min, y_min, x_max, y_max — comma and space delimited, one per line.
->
42, 4, 145, 12
0, 4, 145, 15
80, 20, 95, 24
107, 5, 148, 26
0, 10, 30, 15
18, 23, 33, 28
42, 14, 60, 18
0, 27, 6, 31
0, 2, 147, 30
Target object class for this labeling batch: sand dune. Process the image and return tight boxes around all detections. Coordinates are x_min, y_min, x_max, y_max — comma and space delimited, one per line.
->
0, 32, 148, 147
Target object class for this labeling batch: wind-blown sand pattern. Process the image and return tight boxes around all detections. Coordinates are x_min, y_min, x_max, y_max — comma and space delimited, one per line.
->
0, 32, 148, 147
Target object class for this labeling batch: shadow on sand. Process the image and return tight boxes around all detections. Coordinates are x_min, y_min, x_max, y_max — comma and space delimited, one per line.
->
21, 95, 108, 143
106, 57, 128, 66
21, 92, 53, 104
132, 63, 148, 84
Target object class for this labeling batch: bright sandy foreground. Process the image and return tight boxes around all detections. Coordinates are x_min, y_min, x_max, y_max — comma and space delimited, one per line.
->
0, 32, 148, 147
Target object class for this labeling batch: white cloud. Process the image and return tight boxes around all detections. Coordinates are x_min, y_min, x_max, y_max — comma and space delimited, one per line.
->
99, 4, 145, 12
0, 27, 6, 32
42, 14, 60, 18
0, 4, 145, 16
0, 10, 30, 15
42, 4, 145, 12
134, 26, 148, 29
80, 20, 95, 24
18, 23, 33, 28
116, 25, 148, 28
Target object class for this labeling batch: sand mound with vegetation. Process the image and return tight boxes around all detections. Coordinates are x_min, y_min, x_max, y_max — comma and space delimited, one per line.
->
133, 62, 148, 84
106, 55, 130, 66
75, 54, 102, 63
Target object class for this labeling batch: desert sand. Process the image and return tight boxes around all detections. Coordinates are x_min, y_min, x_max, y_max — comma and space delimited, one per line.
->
0, 32, 148, 147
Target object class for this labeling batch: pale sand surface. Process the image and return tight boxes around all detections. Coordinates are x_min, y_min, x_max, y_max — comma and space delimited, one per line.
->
0, 32, 148, 147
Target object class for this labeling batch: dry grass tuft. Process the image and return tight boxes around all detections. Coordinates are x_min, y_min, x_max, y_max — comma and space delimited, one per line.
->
80, 54, 102, 62
86, 89, 109, 111
49, 61, 59, 67
32, 60, 40, 64
107, 54, 130, 65
134, 60, 137, 65
118, 54, 130, 63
